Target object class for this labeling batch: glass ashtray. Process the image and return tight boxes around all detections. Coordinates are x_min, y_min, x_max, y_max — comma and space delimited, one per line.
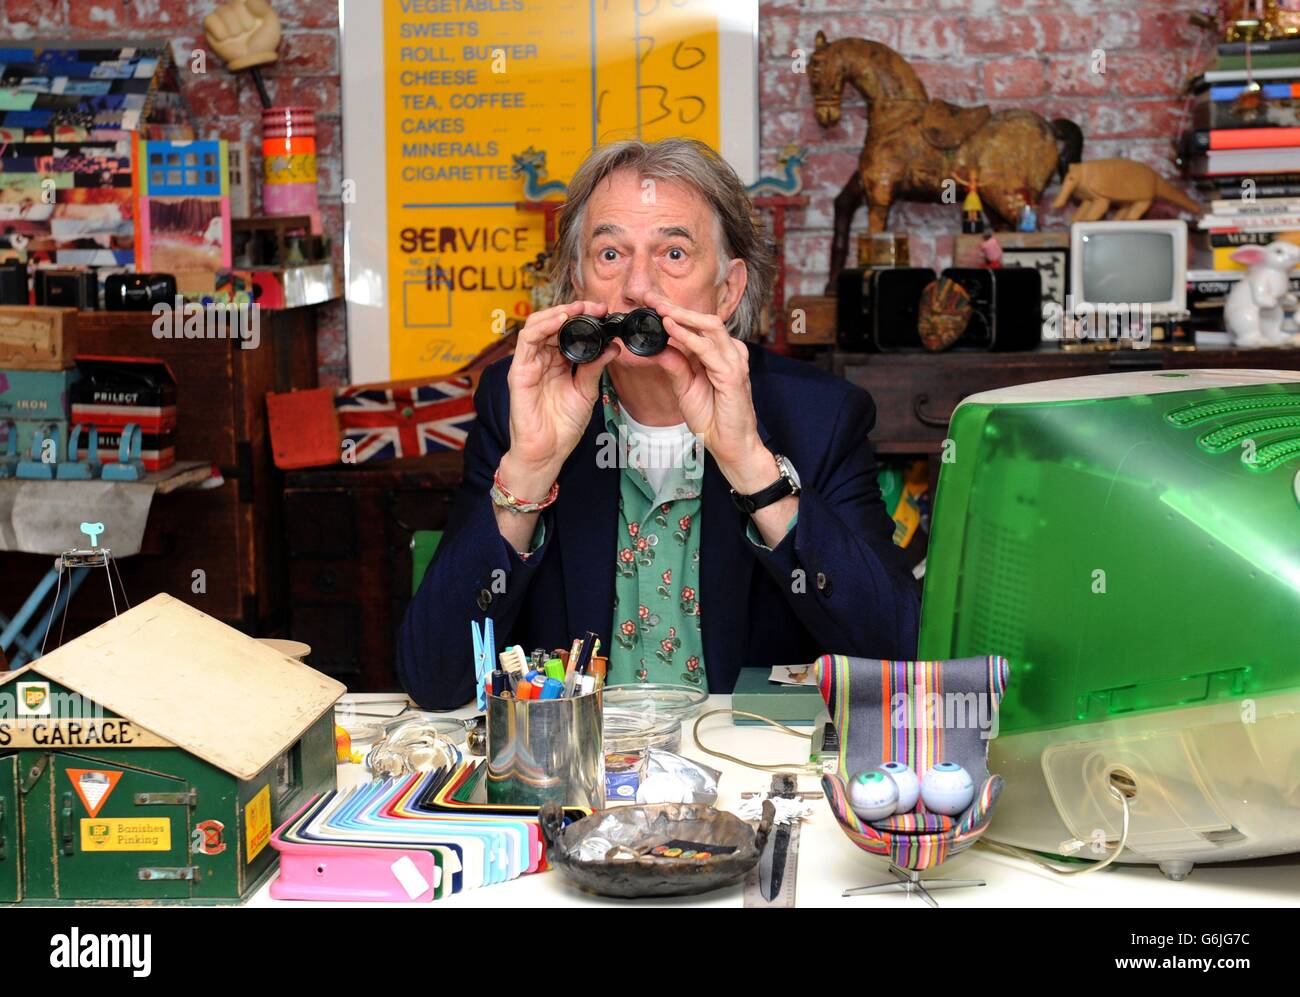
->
335, 717, 385, 743
335, 707, 470, 748
381, 711, 472, 744
365, 725, 460, 779
600, 683, 709, 723
603, 707, 682, 755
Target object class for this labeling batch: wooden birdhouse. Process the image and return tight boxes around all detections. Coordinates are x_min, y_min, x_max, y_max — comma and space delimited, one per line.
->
0, 594, 344, 903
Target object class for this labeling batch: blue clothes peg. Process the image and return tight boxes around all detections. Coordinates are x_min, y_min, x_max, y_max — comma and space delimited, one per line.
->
101, 422, 145, 482
56, 424, 101, 480
471, 617, 494, 711
16, 424, 59, 479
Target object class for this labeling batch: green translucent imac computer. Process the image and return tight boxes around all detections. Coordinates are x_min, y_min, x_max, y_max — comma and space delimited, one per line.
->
919, 368, 1300, 879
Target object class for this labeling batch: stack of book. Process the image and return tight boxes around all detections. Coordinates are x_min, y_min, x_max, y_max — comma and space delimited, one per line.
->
1184, 38, 1300, 276
1194, 194, 1300, 270
1185, 266, 1300, 341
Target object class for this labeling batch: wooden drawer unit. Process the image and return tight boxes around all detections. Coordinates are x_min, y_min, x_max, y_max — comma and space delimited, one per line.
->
834, 350, 1110, 453
284, 452, 464, 691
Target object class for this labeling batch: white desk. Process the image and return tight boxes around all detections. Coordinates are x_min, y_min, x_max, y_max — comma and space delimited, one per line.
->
248, 694, 1300, 908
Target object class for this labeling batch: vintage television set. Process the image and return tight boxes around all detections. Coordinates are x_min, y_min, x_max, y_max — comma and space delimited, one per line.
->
918, 368, 1300, 880
1068, 220, 1188, 340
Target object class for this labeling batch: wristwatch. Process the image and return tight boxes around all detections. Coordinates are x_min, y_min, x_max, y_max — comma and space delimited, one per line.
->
730, 453, 801, 515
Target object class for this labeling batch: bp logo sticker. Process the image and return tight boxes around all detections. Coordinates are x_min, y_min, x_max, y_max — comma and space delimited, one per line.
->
87, 823, 111, 846
17, 681, 50, 716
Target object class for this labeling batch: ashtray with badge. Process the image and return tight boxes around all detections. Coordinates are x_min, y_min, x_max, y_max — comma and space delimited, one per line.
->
538, 801, 773, 898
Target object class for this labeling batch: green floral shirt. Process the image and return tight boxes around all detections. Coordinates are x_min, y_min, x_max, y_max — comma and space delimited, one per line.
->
602, 373, 706, 689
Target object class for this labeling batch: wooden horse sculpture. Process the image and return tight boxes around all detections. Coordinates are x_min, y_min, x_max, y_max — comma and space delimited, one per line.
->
809, 32, 1084, 292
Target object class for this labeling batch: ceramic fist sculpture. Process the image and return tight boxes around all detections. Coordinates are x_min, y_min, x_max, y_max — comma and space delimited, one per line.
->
203, 0, 282, 71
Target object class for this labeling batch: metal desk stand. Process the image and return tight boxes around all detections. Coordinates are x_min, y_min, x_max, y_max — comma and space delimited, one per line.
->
844, 863, 986, 908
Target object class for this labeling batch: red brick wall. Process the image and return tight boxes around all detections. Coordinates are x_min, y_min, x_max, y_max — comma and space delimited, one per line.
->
761, 0, 1211, 296
5, 1, 1211, 378
0, 0, 348, 383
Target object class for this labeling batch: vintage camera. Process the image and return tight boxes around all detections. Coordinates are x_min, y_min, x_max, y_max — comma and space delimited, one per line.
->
558, 307, 667, 363
34, 268, 98, 309
104, 272, 178, 311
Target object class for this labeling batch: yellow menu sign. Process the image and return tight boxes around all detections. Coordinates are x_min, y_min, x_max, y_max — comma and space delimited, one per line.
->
378, 0, 744, 380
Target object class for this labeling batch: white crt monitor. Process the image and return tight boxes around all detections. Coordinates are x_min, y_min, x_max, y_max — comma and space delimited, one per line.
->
1069, 219, 1187, 315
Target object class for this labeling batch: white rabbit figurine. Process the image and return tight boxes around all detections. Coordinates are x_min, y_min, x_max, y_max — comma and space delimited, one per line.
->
1226, 241, 1300, 347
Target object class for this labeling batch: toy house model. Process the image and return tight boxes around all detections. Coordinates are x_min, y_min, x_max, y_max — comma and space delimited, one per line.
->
0, 593, 344, 903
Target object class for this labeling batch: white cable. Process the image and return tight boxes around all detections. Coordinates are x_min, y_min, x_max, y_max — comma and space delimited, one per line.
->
976, 785, 1132, 876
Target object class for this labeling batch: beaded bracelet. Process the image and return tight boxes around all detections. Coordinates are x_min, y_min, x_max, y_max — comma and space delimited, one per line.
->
490, 467, 559, 513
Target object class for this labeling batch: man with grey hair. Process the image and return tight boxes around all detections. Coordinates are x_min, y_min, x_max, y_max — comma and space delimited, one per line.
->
400, 138, 919, 709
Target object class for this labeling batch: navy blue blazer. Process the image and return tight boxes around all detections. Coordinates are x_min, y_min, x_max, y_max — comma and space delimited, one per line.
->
398, 343, 920, 709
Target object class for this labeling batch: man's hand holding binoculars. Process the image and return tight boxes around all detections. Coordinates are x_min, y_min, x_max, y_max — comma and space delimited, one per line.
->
492, 292, 788, 551
645, 291, 772, 489
493, 301, 618, 550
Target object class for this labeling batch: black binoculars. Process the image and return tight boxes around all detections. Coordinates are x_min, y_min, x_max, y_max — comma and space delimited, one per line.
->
558, 307, 668, 364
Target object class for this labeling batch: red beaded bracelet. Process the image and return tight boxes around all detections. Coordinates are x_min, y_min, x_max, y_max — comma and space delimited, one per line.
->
490, 467, 559, 513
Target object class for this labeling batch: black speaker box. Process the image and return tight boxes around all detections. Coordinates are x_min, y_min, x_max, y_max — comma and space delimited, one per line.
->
836, 267, 936, 351
0, 259, 27, 305
940, 267, 1043, 351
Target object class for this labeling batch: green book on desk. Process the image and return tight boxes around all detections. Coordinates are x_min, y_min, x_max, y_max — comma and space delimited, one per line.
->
730, 666, 825, 726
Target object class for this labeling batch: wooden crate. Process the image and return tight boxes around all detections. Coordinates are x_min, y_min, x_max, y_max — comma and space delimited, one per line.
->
786, 295, 838, 345
0, 306, 78, 370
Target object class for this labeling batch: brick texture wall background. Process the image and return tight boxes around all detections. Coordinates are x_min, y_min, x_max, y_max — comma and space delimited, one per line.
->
760, 0, 1211, 297
3, 0, 1212, 380
0, 0, 348, 382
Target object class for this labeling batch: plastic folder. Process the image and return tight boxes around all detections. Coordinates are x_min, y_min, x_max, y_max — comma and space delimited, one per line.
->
267, 753, 590, 902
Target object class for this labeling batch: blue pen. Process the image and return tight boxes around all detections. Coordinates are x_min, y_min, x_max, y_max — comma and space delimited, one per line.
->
539, 678, 564, 700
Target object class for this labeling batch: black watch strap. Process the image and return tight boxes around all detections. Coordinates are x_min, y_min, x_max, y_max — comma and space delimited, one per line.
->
730, 454, 799, 515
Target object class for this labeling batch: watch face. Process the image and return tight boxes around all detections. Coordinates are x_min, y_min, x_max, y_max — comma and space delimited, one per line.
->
775, 455, 801, 494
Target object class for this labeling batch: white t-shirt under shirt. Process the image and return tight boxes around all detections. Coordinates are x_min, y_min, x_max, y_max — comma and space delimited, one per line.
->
620, 408, 699, 500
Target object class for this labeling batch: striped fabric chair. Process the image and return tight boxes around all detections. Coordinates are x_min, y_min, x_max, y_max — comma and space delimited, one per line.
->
816, 653, 1011, 907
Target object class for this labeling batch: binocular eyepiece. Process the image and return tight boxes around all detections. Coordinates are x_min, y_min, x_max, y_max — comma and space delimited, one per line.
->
558, 307, 668, 364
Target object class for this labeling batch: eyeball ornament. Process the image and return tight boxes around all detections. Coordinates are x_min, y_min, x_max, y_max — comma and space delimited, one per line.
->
848, 769, 899, 821
921, 762, 975, 816
877, 761, 920, 813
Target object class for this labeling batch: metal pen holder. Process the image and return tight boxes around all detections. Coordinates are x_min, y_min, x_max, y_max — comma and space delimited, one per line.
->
486, 689, 604, 810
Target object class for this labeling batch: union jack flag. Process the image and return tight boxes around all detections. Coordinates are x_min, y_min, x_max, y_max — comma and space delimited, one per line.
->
335, 375, 476, 463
